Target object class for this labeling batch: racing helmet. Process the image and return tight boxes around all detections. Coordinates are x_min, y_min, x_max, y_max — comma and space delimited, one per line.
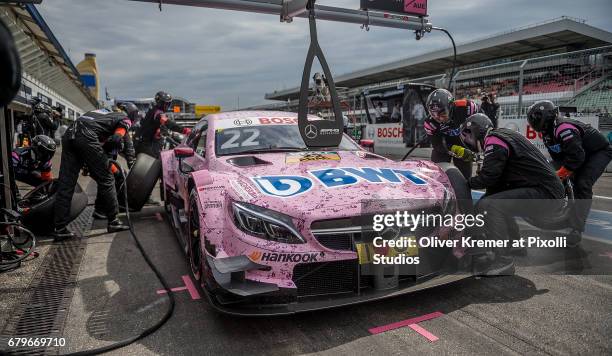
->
154, 91, 172, 111
117, 101, 139, 122
527, 100, 558, 133
426, 89, 454, 123
460, 113, 493, 152
32, 99, 48, 114
31, 135, 56, 163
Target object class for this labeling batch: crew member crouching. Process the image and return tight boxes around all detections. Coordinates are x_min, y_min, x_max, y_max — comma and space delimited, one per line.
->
11, 135, 56, 199
460, 113, 565, 276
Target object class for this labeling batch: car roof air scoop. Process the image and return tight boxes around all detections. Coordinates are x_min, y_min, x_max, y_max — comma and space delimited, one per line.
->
297, 0, 344, 148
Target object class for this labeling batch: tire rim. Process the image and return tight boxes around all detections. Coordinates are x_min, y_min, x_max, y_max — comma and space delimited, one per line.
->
188, 196, 202, 281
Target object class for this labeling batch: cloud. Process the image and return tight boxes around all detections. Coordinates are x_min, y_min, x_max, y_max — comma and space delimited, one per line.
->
37, 0, 612, 109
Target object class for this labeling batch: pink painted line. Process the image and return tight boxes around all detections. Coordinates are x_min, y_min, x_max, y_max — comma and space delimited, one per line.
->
157, 286, 188, 294
409, 323, 439, 342
182, 275, 201, 300
368, 311, 444, 335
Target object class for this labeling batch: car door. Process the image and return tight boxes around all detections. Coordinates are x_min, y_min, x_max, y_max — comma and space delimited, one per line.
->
177, 119, 208, 200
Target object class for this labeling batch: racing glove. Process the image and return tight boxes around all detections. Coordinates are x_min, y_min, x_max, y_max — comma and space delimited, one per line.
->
40, 171, 53, 181
556, 166, 573, 180
450, 145, 476, 162
109, 162, 119, 174
106, 133, 124, 151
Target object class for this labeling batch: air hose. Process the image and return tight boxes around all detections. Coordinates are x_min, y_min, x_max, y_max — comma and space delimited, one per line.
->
64, 160, 175, 355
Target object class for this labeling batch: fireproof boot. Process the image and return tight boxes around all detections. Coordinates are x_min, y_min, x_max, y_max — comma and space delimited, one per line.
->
53, 226, 76, 242
107, 218, 129, 233
473, 252, 515, 276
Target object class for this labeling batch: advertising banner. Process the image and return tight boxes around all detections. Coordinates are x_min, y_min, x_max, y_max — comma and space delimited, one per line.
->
360, 0, 428, 16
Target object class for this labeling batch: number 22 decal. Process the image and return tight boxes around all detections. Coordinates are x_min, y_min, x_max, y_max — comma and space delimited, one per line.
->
220, 128, 260, 150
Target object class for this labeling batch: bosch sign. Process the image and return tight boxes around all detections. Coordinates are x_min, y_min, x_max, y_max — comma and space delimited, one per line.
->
360, 0, 428, 17
377, 126, 404, 138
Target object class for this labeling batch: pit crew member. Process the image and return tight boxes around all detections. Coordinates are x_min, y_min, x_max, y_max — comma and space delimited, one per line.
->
53, 109, 133, 240
461, 113, 565, 275
134, 91, 191, 159
92, 102, 139, 219
424, 89, 479, 179
527, 100, 612, 246
10, 135, 56, 198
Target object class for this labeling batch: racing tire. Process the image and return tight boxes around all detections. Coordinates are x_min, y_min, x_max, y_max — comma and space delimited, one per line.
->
187, 191, 203, 281
18, 180, 88, 235
159, 178, 165, 202
125, 153, 162, 212
523, 180, 575, 230
187, 190, 218, 297
438, 162, 473, 213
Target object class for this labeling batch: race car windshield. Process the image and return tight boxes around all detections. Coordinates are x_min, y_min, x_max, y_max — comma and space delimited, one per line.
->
215, 125, 359, 156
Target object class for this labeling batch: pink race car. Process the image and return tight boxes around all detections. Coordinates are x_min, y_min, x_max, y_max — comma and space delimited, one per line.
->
161, 111, 472, 315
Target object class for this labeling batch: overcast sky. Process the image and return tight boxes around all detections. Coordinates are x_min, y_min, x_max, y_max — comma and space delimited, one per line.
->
37, 0, 612, 109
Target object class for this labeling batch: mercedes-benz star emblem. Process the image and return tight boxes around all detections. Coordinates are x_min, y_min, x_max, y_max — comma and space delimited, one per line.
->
304, 124, 318, 139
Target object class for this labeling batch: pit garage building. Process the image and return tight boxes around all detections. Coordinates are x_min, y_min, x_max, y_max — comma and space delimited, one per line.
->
1, 4, 98, 122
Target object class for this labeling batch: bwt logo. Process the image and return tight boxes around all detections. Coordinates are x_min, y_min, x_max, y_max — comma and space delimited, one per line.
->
252, 175, 313, 197
252, 167, 427, 197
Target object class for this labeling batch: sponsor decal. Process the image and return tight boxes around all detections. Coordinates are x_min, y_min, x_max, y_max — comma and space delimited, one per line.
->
251, 167, 428, 197
216, 117, 299, 130
203, 201, 222, 209
248, 251, 321, 263
259, 117, 299, 125
230, 179, 253, 200
285, 151, 341, 164
251, 175, 313, 198
304, 124, 318, 139
309, 167, 427, 188
233, 118, 253, 126
320, 128, 340, 136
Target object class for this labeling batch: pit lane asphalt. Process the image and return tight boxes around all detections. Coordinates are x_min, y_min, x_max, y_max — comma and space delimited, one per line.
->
1, 153, 611, 355
61, 180, 612, 355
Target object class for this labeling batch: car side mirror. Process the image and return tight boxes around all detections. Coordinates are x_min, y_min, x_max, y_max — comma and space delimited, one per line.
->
174, 147, 194, 159
174, 147, 194, 174
360, 139, 374, 149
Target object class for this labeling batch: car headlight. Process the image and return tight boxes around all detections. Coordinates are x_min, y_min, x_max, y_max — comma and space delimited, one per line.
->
232, 202, 305, 244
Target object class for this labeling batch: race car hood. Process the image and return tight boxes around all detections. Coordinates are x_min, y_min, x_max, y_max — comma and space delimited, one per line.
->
215, 150, 452, 216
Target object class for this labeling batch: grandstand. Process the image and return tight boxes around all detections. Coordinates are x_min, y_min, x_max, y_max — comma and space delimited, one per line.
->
567, 77, 612, 114
258, 17, 612, 125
